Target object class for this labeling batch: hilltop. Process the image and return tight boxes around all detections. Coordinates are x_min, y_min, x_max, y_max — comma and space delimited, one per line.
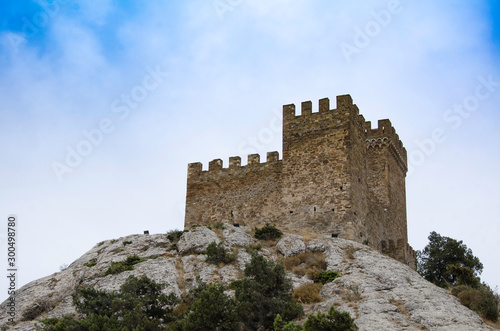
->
0, 224, 494, 330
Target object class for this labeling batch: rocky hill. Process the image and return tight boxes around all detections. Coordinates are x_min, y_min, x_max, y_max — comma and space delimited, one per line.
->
0, 225, 494, 330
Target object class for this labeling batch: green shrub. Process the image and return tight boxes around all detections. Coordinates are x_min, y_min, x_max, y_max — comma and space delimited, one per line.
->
254, 224, 283, 240
316, 270, 340, 284
183, 283, 239, 331
122, 240, 132, 246
245, 244, 262, 254
104, 255, 146, 276
274, 314, 303, 331
303, 306, 358, 331
21, 300, 55, 321
84, 258, 97, 268
38, 315, 95, 330
97, 241, 105, 247
228, 279, 243, 290
167, 229, 186, 252
293, 283, 323, 303
211, 222, 225, 230
206, 241, 236, 265
167, 229, 186, 242
453, 284, 499, 322
236, 252, 303, 330
274, 305, 358, 331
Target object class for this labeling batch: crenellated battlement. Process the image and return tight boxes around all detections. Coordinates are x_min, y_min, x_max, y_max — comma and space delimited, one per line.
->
185, 94, 414, 269
187, 151, 282, 179
283, 95, 360, 121
365, 119, 407, 173
282, 95, 365, 154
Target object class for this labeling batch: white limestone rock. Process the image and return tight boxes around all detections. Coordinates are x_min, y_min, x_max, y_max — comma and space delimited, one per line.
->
222, 226, 255, 248
177, 226, 219, 254
306, 239, 328, 253
277, 235, 306, 257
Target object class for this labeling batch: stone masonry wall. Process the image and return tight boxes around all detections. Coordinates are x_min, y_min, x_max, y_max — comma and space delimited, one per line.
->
185, 152, 283, 227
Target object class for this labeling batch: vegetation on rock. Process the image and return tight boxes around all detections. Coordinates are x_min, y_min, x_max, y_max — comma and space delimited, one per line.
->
38, 275, 178, 330
302, 305, 358, 331
315, 270, 340, 284
254, 223, 283, 240
417, 231, 499, 322
205, 241, 236, 265
83, 258, 97, 268
182, 283, 238, 330
235, 252, 303, 329
293, 283, 323, 303
103, 255, 146, 276
166, 229, 186, 242
452, 284, 499, 322
37, 252, 357, 330
283, 251, 326, 279
417, 231, 483, 288
207, 221, 225, 230
274, 305, 358, 331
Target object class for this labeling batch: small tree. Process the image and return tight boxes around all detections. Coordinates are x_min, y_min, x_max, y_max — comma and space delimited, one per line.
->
72, 286, 117, 317
183, 283, 239, 330
417, 231, 483, 288
236, 252, 303, 330
39, 275, 178, 330
303, 306, 358, 331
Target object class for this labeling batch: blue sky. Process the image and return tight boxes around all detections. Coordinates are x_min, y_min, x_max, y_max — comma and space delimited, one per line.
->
0, 0, 499, 301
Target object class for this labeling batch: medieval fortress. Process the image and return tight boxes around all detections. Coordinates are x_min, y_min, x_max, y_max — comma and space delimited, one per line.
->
185, 95, 415, 267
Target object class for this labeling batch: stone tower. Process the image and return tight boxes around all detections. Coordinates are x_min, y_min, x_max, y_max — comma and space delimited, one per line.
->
185, 95, 415, 267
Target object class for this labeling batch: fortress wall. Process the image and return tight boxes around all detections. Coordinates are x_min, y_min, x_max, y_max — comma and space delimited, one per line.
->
185, 152, 283, 228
